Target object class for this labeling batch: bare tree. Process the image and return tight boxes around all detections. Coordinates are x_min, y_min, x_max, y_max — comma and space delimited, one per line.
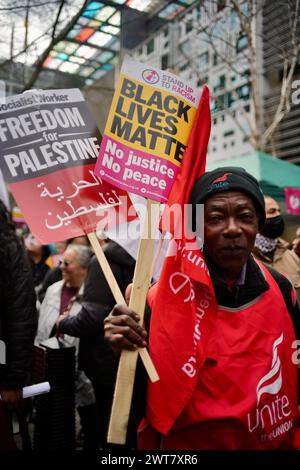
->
173, 0, 300, 152
22, 0, 89, 90
0, 0, 87, 89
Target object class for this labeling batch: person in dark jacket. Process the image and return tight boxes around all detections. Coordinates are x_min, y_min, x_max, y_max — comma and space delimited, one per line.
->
58, 239, 135, 449
24, 233, 50, 290
104, 168, 300, 450
0, 200, 37, 450
253, 195, 300, 306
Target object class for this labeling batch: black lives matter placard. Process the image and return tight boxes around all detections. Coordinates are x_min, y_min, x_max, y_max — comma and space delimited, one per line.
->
95, 56, 200, 202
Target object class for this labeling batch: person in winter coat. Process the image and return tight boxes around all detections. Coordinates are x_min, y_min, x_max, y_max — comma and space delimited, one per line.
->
36, 244, 97, 450
104, 168, 300, 450
253, 196, 300, 306
24, 233, 50, 291
0, 200, 37, 450
57, 240, 136, 449
292, 227, 300, 258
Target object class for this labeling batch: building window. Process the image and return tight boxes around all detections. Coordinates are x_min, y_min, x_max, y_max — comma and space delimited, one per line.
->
213, 117, 217, 125
230, 11, 237, 29
180, 39, 190, 55
236, 84, 250, 101
217, 0, 226, 12
213, 74, 226, 93
223, 129, 235, 137
236, 33, 248, 52
198, 51, 209, 68
186, 19, 193, 34
179, 61, 188, 72
242, 69, 250, 79
195, 5, 201, 20
224, 92, 233, 108
231, 141, 235, 146
223, 143, 227, 149
146, 38, 154, 55
213, 53, 218, 66
163, 28, 169, 37
197, 76, 208, 87
221, 114, 225, 122
212, 93, 233, 113
212, 95, 225, 113
161, 54, 169, 70
244, 104, 250, 112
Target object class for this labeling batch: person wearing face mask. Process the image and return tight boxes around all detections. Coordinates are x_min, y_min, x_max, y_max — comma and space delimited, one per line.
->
253, 196, 300, 305
292, 228, 300, 258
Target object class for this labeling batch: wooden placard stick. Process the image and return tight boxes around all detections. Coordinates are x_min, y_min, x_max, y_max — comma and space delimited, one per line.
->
149, 231, 165, 282
87, 231, 159, 383
107, 198, 161, 445
87, 232, 124, 304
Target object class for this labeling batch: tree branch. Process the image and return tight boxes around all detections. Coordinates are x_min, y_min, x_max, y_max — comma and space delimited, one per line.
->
21, 0, 88, 91
261, 0, 300, 147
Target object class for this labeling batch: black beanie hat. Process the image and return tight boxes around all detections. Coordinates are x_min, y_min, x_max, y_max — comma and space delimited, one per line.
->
189, 167, 266, 229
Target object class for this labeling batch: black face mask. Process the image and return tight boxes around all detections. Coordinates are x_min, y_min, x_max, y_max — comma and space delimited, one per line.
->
261, 215, 285, 239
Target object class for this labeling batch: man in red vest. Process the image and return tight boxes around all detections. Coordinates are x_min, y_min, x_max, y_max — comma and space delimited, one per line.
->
104, 167, 300, 450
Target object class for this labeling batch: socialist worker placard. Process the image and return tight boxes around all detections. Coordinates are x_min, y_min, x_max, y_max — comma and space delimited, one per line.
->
94, 56, 202, 202
0, 89, 135, 243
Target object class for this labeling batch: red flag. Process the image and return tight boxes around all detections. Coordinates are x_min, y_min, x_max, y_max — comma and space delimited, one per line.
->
160, 85, 210, 244
144, 86, 219, 436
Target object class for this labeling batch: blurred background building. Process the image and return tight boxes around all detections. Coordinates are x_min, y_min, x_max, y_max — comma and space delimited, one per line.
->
1, 0, 300, 164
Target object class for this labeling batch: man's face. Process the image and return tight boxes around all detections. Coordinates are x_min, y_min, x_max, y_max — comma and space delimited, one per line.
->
264, 196, 281, 219
204, 190, 259, 278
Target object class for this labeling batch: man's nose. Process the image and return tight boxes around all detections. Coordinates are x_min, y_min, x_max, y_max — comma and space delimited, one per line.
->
223, 217, 242, 236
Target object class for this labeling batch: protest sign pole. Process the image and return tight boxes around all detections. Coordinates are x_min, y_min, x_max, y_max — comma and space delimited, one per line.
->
87, 232, 125, 304
87, 231, 159, 384
149, 232, 165, 282
107, 198, 160, 444
92, 57, 202, 444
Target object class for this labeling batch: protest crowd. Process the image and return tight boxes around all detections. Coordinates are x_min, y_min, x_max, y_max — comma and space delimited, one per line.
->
1, 62, 300, 454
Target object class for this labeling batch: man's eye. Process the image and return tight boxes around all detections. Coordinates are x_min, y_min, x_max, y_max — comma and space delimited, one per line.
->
209, 215, 223, 222
240, 212, 254, 220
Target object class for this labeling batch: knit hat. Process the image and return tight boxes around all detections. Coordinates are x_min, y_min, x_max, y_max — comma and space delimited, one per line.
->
189, 167, 266, 229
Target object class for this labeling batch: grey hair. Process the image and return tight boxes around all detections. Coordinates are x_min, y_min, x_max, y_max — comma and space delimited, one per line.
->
65, 244, 92, 268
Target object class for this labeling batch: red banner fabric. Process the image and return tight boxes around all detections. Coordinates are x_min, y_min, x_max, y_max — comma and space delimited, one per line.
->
145, 86, 219, 435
